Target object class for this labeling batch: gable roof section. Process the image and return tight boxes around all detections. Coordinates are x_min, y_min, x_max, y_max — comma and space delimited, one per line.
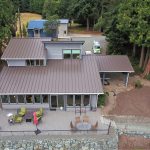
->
1, 38, 49, 60
0, 56, 103, 95
96, 55, 134, 72
28, 19, 69, 29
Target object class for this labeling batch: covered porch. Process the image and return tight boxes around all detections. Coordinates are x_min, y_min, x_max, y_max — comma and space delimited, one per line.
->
0, 94, 99, 111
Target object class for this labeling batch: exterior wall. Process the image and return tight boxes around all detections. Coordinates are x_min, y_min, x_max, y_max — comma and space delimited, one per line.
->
7, 60, 26, 66
28, 29, 57, 38
45, 43, 82, 59
90, 95, 98, 109
58, 24, 68, 38
28, 29, 34, 37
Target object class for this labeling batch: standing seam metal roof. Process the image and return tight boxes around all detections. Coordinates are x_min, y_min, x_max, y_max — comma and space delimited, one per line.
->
1, 38, 50, 60
0, 56, 103, 95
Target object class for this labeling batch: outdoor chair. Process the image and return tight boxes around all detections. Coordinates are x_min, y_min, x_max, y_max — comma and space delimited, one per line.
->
70, 121, 76, 130
36, 108, 44, 117
92, 121, 98, 130
83, 115, 89, 123
18, 107, 27, 117
12, 115, 23, 123
75, 116, 81, 125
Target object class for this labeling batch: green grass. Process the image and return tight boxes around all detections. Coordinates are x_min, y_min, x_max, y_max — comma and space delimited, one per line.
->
97, 92, 109, 107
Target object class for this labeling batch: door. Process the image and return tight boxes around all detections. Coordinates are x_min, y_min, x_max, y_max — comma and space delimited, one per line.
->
51, 96, 57, 108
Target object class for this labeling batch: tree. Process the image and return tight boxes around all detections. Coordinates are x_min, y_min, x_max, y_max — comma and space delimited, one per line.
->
116, 0, 150, 74
0, 0, 16, 55
22, 24, 27, 37
42, 0, 60, 19
44, 15, 60, 37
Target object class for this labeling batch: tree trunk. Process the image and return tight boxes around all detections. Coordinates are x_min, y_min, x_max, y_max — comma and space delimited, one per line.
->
132, 44, 136, 57
86, 17, 89, 31
142, 58, 150, 77
143, 48, 150, 69
93, 19, 95, 31
139, 45, 145, 68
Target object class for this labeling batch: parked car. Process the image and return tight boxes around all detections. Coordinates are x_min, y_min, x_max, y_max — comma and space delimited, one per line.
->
92, 41, 101, 53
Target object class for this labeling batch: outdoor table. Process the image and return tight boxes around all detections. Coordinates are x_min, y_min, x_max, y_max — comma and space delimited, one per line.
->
76, 122, 91, 130
24, 111, 34, 122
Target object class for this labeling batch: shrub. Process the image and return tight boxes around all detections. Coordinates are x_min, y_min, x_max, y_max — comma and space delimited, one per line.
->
97, 92, 109, 107
145, 74, 150, 81
135, 80, 142, 88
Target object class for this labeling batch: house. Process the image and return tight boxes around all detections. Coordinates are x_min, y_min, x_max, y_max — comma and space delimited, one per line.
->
27, 19, 69, 38
0, 38, 134, 110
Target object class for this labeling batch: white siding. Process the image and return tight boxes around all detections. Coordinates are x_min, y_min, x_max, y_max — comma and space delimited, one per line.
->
7, 60, 26, 66
58, 24, 68, 38
45, 43, 82, 59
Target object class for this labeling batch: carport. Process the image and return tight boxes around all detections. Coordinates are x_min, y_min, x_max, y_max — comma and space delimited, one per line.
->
96, 55, 134, 86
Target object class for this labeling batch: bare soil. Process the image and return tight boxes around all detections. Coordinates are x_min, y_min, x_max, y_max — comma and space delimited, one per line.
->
119, 135, 150, 150
109, 86, 150, 117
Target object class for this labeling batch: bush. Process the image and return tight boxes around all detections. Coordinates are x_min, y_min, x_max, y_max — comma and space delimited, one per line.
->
135, 80, 142, 88
97, 92, 109, 107
145, 74, 150, 81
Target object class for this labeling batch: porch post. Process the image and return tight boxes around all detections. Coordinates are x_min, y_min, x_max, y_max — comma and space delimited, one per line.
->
102, 72, 105, 85
125, 72, 129, 87
0, 96, 3, 110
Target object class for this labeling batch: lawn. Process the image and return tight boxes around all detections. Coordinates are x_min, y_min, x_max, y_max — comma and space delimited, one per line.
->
16, 12, 42, 35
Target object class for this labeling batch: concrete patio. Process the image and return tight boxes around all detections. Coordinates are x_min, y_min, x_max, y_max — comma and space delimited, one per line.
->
0, 108, 109, 136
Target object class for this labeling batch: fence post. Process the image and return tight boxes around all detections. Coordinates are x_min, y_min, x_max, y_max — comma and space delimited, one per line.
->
107, 122, 111, 135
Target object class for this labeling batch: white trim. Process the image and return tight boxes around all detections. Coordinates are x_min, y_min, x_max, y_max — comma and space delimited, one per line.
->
99, 71, 134, 73
0, 92, 104, 95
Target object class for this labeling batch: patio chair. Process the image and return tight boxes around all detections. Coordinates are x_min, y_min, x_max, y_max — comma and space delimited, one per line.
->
18, 107, 27, 117
75, 116, 81, 125
83, 115, 89, 123
12, 115, 23, 123
92, 121, 98, 130
70, 121, 76, 130
36, 108, 44, 117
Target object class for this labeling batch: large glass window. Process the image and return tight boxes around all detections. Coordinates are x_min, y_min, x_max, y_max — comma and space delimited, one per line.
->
58, 95, 64, 107
10, 95, 17, 103
72, 50, 80, 59
67, 95, 73, 106
83, 95, 90, 106
36, 60, 40, 66
18, 95, 24, 103
51, 96, 57, 107
26, 95, 33, 103
1, 95, 9, 103
42, 95, 48, 103
63, 50, 71, 59
34, 95, 41, 103
39, 60, 44, 66
75, 95, 81, 106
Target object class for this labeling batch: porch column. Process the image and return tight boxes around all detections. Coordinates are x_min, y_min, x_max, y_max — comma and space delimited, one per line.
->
124, 72, 129, 87
102, 72, 105, 85
0, 96, 3, 110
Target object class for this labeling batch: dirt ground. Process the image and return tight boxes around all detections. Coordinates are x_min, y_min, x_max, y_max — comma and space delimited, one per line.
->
109, 86, 150, 117
119, 135, 150, 150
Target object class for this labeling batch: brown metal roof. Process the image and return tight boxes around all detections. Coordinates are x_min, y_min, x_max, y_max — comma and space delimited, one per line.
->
1, 38, 50, 60
95, 55, 134, 72
0, 56, 103, 95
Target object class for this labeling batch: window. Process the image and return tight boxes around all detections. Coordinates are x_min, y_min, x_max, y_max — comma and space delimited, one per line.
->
63, 50, 71, 59
72, 50, 80, 59
26, 95, 33, 103
64, 30, 66, 34
26, 60, 44, 66
67, 95, 73, 106
34, 95, 41, 103
39, 60, 44, 66
10, 95, 17, 103
75, 95, 81, 106
18, 95, 25, 103
1, 95, 9, 103
58, 95, 64, 107
63, 49, 80, 59
42, 95, 48, 103
83, 95, 90, 106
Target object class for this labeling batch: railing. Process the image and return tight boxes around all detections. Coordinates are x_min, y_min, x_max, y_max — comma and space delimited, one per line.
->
0, 128, 111, 137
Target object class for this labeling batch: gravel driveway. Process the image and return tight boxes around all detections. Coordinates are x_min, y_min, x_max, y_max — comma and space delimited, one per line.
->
70, 34, 107, 54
